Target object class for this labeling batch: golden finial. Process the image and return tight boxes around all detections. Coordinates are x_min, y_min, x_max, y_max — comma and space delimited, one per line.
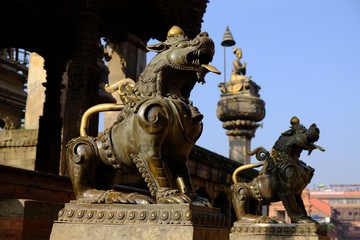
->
167, 26, 185, 38
290, 116, 300, 125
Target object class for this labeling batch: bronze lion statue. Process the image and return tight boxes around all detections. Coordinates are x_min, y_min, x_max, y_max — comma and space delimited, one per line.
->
65, 26, 220, 206
231, 116, 325, 224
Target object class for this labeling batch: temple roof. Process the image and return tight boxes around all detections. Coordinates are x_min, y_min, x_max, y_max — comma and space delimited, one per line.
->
0, 0, 209, 54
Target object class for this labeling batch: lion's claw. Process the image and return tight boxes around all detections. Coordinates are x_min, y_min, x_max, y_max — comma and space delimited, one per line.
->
76, 189, 155, 204
294, 216, 319, 225
239, 214, 286, 224
156, 190, 211, 206
157, 192, 192, 204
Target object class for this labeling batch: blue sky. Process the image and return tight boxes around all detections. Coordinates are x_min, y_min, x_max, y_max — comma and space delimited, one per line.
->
151, 0, 360, 188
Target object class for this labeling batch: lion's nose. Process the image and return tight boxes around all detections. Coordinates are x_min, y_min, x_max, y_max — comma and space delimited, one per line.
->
198, 32, 209, 37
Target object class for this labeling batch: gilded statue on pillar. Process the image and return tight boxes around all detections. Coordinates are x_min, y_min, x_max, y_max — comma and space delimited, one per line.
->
230, 47, 247, 80
219, 46, 260, 96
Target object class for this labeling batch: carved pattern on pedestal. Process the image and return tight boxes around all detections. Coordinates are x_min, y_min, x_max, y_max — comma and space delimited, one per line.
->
57, 203, 226, 227
231, 223, 318, 236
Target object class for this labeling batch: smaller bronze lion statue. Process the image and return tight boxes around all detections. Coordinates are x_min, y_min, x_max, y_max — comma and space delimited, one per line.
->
231, 116, 325, 224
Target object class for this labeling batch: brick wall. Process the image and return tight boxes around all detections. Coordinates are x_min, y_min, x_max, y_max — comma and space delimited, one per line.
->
0, 199, 64, 240
0, 129, 38, 170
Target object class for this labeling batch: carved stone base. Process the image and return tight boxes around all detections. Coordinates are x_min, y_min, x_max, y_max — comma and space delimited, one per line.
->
50, 203, 229, 240
230, 222, 329, 240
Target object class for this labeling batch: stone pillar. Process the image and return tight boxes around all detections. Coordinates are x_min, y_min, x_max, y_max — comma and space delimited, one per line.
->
228, 134, 251, 165
35, 54, 65, 173
60, 1, 102, 175
24, 52, 46, 129
217, 73, 265, 165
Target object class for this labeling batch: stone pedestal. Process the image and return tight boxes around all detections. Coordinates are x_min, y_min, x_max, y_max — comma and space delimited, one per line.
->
230, 222, 329, 240
50, 203, 229, 240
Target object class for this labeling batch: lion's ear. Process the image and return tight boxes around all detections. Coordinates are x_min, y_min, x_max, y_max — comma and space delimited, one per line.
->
146, 42, 168, 53
281, 129, 294, 136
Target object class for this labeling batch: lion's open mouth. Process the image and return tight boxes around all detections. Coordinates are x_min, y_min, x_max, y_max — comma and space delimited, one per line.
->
167, 48, 220, 75
186, 48, 220, 76
186, 48, 213, 65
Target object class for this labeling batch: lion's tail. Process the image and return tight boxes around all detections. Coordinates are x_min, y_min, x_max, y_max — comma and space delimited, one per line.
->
247, 146, 268, 161
232, 146, 269, 184
104, 78, 135, 93
80, 103, 124, 137
232, 162, 264, 184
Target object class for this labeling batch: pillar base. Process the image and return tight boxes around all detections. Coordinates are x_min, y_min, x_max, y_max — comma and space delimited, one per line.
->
230, 222, 329, 240
50, 203, 229, 240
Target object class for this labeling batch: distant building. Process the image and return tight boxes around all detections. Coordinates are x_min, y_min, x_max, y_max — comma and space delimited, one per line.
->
269, 184, 360, 240
0, 48, 29, 129
311, 184, 360, 240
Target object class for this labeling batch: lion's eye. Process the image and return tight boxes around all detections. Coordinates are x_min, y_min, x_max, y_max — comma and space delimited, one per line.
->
176, 42, 188, 48
192, 38, 200, 45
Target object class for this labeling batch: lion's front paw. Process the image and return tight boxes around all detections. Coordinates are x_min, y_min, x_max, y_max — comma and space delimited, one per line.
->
240, 214, 285, 224
76, 189, 155, 204
254, 215, 282, 223
156, 189, 192, 204
294, 216, 320, 225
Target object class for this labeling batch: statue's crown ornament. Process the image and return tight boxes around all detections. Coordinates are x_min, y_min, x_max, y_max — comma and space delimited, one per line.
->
165, 26, 188, 45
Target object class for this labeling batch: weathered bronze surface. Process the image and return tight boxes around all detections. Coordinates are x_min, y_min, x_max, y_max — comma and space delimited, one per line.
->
65, 26, 220, 206
231, 116, 325, 224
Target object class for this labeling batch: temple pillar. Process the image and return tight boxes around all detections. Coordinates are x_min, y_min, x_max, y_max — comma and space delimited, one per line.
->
24, 52, 46, 129
61, 1, 102, 175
